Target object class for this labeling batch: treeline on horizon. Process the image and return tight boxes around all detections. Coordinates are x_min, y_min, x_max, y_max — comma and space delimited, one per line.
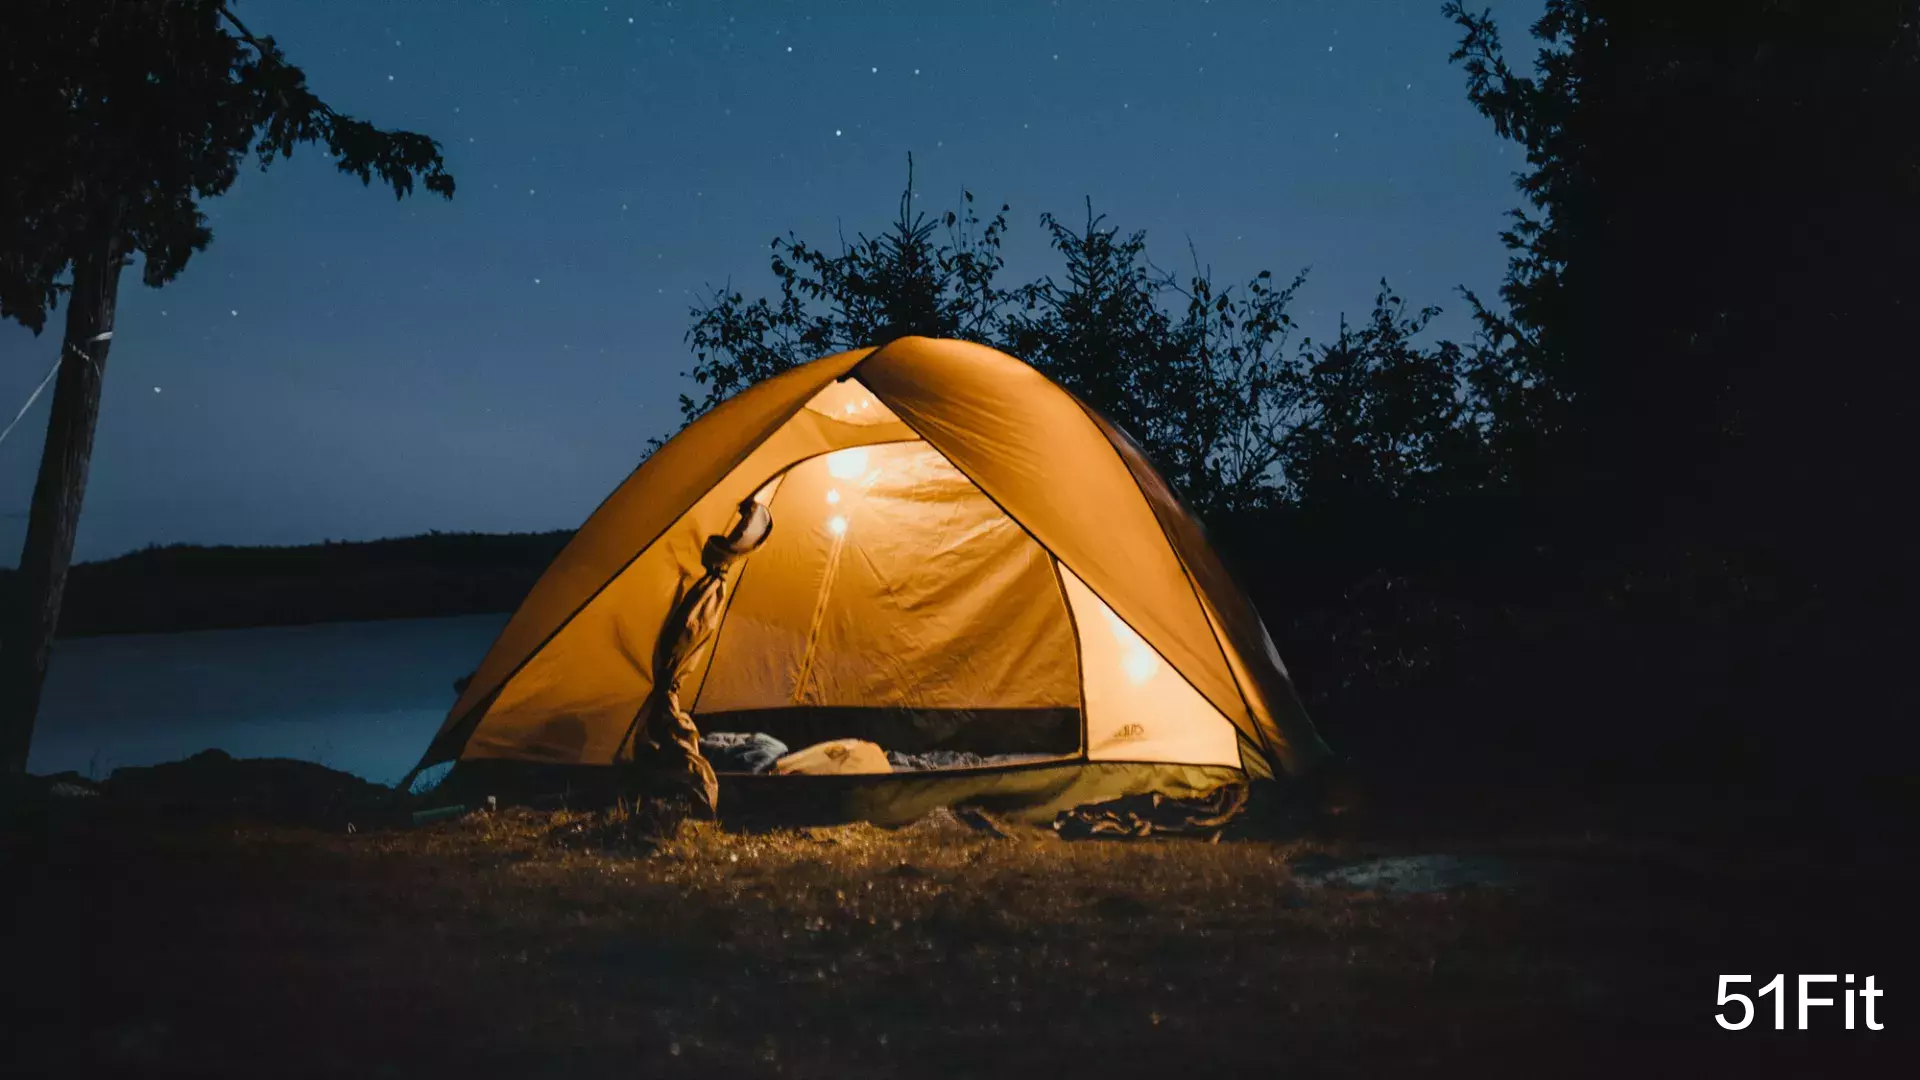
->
0, 531, 572, 639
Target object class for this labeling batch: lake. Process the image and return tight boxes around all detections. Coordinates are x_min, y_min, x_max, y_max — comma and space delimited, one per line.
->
27, 613, 511, 786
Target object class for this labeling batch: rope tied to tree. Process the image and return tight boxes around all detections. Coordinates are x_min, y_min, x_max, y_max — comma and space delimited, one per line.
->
0, 332, 111, 451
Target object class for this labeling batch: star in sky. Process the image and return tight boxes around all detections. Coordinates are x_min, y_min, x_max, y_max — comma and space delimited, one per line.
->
0, 0, 1542, 560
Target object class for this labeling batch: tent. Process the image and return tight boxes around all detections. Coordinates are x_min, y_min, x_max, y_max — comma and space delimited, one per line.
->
409, 337, 1329, 824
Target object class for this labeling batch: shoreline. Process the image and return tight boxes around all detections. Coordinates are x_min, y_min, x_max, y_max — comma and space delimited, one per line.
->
1, 529, 569, 639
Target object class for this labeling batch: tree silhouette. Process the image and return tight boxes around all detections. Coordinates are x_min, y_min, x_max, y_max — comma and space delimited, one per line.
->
1285, 283, 1488, 512
0, 0, 455, 773
1433, 0, 1920, 775
681, 155, 1008, 423
1445, 0, 1920, 568
684, 160, 1490, 521
1005, 206, 1314, 515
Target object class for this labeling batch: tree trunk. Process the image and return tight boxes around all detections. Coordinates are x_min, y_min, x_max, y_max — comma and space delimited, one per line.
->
0, 237, 124, 775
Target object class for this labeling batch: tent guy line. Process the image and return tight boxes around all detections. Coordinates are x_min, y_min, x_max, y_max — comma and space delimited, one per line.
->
0, 332, 109, 452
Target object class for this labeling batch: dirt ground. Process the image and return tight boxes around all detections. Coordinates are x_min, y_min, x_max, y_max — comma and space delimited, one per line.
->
2, 778, 1913, 1079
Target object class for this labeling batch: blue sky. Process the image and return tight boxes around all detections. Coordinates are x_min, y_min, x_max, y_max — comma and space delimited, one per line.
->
0, 0, 1543, 560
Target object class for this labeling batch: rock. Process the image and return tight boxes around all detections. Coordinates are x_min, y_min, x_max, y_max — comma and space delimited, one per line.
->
40, 771, 102, 798
1292, 853, 1519, 894
954, 807, 1014, 838
897, 806, 974, 836
103, 749, 393, 826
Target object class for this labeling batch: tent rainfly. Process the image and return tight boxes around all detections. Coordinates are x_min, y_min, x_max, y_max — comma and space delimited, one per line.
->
409, 337, 1330, 824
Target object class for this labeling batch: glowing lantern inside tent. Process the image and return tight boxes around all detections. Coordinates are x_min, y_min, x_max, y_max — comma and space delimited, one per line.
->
825, 447, 869, 479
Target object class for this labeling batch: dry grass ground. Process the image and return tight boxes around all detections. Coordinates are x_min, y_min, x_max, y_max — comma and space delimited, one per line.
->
2, 782, 1913, 1079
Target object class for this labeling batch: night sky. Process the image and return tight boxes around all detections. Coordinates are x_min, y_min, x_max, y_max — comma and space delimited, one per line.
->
0, 0, 1541, 562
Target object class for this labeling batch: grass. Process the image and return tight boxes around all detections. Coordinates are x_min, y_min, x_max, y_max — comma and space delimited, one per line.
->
3, 778, 1913, 1078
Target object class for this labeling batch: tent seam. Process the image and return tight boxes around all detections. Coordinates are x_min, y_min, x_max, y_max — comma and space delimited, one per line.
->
1047, 554, 1092, 761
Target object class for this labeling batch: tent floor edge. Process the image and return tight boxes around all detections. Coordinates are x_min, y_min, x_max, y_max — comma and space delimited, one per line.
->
430, 759, 1255, 829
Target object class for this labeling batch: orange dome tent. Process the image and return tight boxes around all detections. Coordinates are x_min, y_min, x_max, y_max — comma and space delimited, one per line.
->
409, 337, 1328, 823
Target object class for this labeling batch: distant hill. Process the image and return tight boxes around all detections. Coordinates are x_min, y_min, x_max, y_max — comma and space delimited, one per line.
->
0, 530, 574, 638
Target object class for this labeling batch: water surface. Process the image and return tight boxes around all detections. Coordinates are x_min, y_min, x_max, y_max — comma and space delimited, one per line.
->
28, 613, 510, 786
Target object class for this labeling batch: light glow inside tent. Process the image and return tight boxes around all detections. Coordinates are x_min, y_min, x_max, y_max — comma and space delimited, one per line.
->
826, 447, 869, 479
694, 440, 1081, 726
677, 440, 1243, 771
1058, 564, 1241, 766
1102, 606, 1162, 686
